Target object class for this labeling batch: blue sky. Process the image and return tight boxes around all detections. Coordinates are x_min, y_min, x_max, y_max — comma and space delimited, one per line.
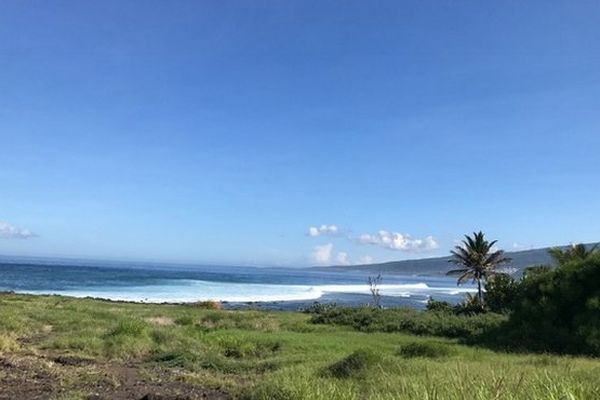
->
1, 1, 599, 266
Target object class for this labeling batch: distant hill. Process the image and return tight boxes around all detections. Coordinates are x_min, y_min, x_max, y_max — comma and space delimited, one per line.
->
313, 243, 599, 276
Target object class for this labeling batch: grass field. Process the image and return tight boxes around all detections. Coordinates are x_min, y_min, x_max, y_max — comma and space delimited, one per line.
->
0, 293, 599, 399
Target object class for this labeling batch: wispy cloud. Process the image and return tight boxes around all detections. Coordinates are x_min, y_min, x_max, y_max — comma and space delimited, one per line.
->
310, 243, 374, 266
357, 230, 438, 252
0, 221, 37, 239
311, 243, 334, 265
307, 224, 340, 237
335, 251, 350, 266
512, 242, 533, 251
357, 255, 374, 265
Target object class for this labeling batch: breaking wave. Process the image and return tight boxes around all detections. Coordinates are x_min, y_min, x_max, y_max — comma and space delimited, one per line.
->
21, 280, 477, 303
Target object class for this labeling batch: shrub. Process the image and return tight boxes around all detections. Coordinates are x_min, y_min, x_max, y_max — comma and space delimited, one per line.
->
174, 315, 195, 325
397, 342, 456, 358
109, 318, 148, 337
491, 253, 600, 356
484, 274, 519, 313
453, 293, 486, 315
301, 302, 338, 314
190, 300, 223, 310
323, 349, 379, 379
425, 298, 454, 313
310, 306, 506, 339
150, 329, 170, 344
219, 337, 282, 359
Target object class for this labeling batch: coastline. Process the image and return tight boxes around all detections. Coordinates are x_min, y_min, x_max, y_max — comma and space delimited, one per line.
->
0, 290, 449, 311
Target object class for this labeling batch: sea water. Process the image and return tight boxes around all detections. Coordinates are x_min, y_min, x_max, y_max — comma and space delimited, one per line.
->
0, 258, 476, 309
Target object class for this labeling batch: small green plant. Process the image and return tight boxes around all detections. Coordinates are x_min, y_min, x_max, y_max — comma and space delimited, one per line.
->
454, 293, 486, 315
426, 298, 454, 313
323, 349, 379, 379
109, 318, 148, 337
397, 342, 456, 358
301, 302, 338, 314
174, 315, 195, 325
189, 300, 223, 310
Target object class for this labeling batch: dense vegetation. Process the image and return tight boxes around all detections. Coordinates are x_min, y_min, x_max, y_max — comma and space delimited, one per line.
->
490, 251, 600, 355
310, 239, 600, 358
308, 305, 507, 339
1, 293, 599, 399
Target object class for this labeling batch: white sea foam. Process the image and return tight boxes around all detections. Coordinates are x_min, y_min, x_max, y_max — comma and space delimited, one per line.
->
19, 280, 477, 303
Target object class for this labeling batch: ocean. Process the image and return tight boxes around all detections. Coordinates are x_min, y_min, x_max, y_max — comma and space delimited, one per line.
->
0, 258, 476, 310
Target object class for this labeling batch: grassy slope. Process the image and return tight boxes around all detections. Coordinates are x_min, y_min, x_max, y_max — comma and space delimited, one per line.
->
0, 293, 599, 400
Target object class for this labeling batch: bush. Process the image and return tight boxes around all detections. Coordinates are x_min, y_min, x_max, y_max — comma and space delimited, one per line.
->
190, 300, 223, 310
425, 299, 454, 313
491, 253, 600, 356
174, 315, 194, 325
397, 342, 456, 358
323, 349, 379, 379
454, 293, 485, 315
109, 318, 148, 337
484, 274, 519, 313
309, 306, 506, 339
301, 302, 338, 314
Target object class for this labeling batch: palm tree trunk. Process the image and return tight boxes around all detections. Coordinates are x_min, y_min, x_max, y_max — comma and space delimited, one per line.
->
477, 279, 483, 306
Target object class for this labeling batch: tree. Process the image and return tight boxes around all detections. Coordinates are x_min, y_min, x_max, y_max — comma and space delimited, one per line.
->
484, 273, 518, 313
522, 264, 552, 279
548, 243, 599, 266
447, 231, 511, 306
367, 274, 383, 308
501, 252, 600, 355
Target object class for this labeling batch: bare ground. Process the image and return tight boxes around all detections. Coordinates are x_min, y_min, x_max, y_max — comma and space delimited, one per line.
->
0, 354, 229, 400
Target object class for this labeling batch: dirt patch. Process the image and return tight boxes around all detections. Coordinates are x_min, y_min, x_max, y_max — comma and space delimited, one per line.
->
16, 332, 50, 346
51, 355, 94, 366
0, 355, 229, 400
0, 356, 62, 400
83, 365, 228, 400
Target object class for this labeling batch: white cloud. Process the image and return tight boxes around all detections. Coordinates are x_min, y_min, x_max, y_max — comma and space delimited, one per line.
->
0, 222, 36, 239
307, 224, 340, 237
335, 251, 350, 266
512, 242, 532, 251
358, 255, 374, 264
358, 230, 438, 252
311, 244, 362, 266
311, 243, 333, 264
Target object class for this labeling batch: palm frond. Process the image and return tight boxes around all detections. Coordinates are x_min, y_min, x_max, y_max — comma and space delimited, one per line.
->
457, 271, 473, 285
446, 268, 469, 276
448, 231, 510, 299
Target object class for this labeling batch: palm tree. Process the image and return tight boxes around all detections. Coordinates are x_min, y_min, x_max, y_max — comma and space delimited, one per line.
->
548, 243, 598, 266
447, 231, 511, 306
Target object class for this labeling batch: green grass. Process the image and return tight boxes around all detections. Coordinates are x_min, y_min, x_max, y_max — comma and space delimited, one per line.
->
1, 293, 599, 399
